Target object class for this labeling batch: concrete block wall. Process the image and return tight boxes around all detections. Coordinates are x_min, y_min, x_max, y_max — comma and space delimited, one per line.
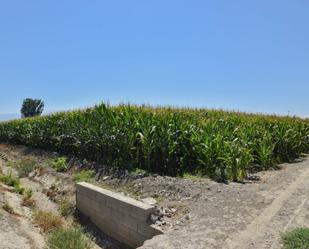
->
76, 182, 162, 248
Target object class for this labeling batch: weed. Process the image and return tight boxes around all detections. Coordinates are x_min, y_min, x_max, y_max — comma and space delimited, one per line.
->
6, 161, 15, 168
46, 227, 91, 249
58, 198, 74, 217
24, 188, 33, 199
45, 184, 58, 200
130, 168, 147, 175
281, 227, 309, 249
22, 196, 36, 208
14, 184, 25, 195
52, 157, 68, 172
0, 174, 20, 187
2, 202, 15, 214
0, 174, 24, 194
22, 189, 36, 208
182, 173, 205, 180
33, 211, 63, 233
72, 170, 95, 183
15, 157, 38, 177
0, 152, 8, 161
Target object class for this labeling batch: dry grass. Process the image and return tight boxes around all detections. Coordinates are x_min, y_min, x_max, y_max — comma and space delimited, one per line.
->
15, 157, 39, 178
21, 189, 36, 208
33, 211, 63, 233
58, 198, 74, 217
22, 196, 36, 208
2, 202, 15, 214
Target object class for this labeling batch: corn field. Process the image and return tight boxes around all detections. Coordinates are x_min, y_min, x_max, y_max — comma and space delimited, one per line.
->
0, 103, 308, 181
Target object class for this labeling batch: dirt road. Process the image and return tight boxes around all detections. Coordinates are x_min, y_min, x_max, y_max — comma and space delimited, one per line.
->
141, 158, 309, 249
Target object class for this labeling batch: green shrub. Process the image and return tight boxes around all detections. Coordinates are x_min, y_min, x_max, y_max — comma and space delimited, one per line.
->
72, 170, 95, 183
281, 228, 309, 249
52, 157, 68, 172
58, 198, 74, 217
46, 227, 91, 249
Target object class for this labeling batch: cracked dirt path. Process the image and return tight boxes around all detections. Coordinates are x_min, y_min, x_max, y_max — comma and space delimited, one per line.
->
141, 157, 309, 249
225, 160, 309, 249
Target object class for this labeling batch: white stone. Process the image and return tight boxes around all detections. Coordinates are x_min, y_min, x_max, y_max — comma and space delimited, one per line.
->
141, 197, 157, 206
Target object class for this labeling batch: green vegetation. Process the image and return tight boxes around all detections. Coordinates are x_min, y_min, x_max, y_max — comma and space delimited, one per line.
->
182, 172, 204, 180
13, 184, 25, 195
281, 228, 309, 249
58, 198, 74, 217
72, 170, 95, 183
45, 227, 91, 249
129, 168, 147, 176
0, 103, 308, 181
0, 174, 25, 194
52, 157, 68, 172
21, 98, 44, 118
33, 211, 63, 233
0, 173, 19, 187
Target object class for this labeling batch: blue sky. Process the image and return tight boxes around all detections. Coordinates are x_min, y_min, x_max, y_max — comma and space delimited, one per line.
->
0, 1, 308, 118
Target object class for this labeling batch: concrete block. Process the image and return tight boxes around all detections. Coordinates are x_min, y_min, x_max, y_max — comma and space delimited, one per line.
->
137, 224, 163, 238
76, 182, 162, 248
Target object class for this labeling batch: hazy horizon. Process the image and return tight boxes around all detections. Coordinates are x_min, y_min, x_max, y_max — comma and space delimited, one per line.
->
0, 113, 20, 122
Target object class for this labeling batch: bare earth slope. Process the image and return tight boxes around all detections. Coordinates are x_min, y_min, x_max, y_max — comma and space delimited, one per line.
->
0, 164, 45, 249
0, 144, 308, 249
140, 158, 309, 249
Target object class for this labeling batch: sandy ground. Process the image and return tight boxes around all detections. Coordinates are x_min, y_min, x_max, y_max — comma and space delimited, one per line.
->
140, 158, 309, 249
0, 144, 308, 249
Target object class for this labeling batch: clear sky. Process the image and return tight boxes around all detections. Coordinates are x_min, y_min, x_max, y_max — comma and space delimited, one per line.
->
0, 1, 308, 118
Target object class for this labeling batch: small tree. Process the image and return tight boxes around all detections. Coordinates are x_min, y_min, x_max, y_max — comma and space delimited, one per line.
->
21, 98, 44, 118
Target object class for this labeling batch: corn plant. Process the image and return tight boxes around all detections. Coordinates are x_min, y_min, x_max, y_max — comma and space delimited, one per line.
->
0, 103, 308, 181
